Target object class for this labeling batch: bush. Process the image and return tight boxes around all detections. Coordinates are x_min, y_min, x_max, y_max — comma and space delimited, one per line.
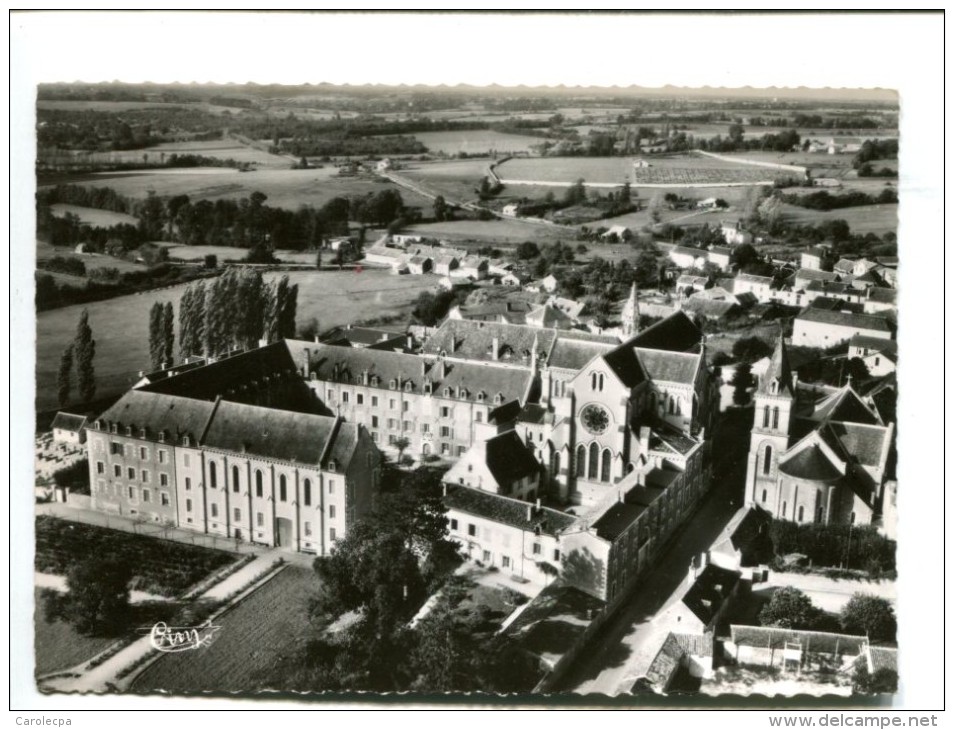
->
52, 458, 90, 494
768, 520, 896, 574
840, 594, 897, 642
758, 586, 824, 630
852, 664, 898, 694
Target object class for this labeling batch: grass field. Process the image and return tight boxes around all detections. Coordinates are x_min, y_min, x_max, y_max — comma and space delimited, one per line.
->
33, 588, 118, 676
161, 244, 333, 265
35, 267, 434, 412
497, 154, 778, 185
778, 202, 897, 235
36, 100, 237, 115
405, 218, 571, 244
49, 204, 139, 227
62, 139, 288, 169
47, 168, 434, 211
408, 130, 543, 156
131, 566, 320, 693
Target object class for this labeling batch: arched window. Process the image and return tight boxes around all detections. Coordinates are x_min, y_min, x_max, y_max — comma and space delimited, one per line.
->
781, 501, 787, 518
763, 445, 773, 475
797, 505, 804, 522
209, 461, 217, 488
601, 449, 612, 482
591, 372, 597, 391
303, 479, 311, 507
552, 453, 561, 480
598, 374, 604, 391
279, 474, 287, 502
763, 406, 770, 428
772, 407, 780, 430
575, 445, 586, 478
255, 470, 263, 498
232, 465, 240, 493
588, 443, 599, 480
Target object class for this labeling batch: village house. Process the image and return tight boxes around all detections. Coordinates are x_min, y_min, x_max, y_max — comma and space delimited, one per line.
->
794, 267, 840, 291
862, 287, 898, 314
848, 334, 897, 377
675, 274, 710, 296
792, 307, 894, 348
433, 255, 460, 277
542, 274, 560, 293
51, 412, 88, 446
546, 295, 588, 322
501, 270, 531, 287
669, 245, 709, 270
800, 247, 827, 271
720, 221, 752, 246
732, 273, 775, 303
601, 225, 632, 241
455, 255, 489, 281
706, 246, 733, 272
407, 254, 433, 275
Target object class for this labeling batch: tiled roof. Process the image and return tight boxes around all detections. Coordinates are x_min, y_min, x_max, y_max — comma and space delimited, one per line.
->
866, 287, 897, 304
547, 338, 615, 372
627, 311, 703, 353
811, 386, 882, 425
806, 280, 849, 294
593, 501, 647, 541
779, 444, 843, 481
305, 343, 534, 406
526, 304, 574, 330
736, 273, 774, 285
825, 422, 891, 468
680, 299, 737, 318
489, 399, 523, 425
643, 633, 684, 690
422, 318, 553, 364
97, 391, 216, 443
849, 334, 898, 355
517, 403, 550, 425
635, 349, 700, 385
671, 245, 708, 258
323, 326, 404, 348
444, 485, 576, 536
709, 245, 732, 257
730, 625, 867, 654
796, 268, 840, 283
796, 308, 893, 332
485, 431, 542, 485
52, 412, 87, 432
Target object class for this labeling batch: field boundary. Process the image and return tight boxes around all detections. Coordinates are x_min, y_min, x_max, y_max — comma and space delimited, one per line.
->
696, 150, 807, 176
499, 177, 775, 190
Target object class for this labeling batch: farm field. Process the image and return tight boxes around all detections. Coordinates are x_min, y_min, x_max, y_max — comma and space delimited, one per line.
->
408, 130, 544, 156
160, 244, 322, 265
395, 159, 494, 202
58, 139, 289, 169
496, 155, 780, 186
131, 565, 320, 693
36, 99, 238, 115
680, 124, 898, 143
35, 268, 434, 412
405, 218, 571, 245
46, 167, 434, 212
33, 588, 118, 676
778, 202, 897, 235
49, 204, 138, 227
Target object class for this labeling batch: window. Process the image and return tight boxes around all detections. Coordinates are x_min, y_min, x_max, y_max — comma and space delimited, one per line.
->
114, 464, 121, 477
128, 486, 136, 500
467, 524, 477, 537
186, 499, 192, 512
111, 442, 123, 455
482, 550, 491, 563
327, 389, 335, 400
781, 501, 787, 518
185, 477, 191, 491
450, 518, 458, 531
403, 402, 410, 412
255, 470, 263, 498
161, 493, 170, 507
372, 416, 379, 428
372, 396, 378, 407
211, 503, 218, 519
554, 549, 561, 562
142, 489, 150, 503
440, 426, 451, 438
575, 445, 586, 478
304, 479, 312, 507
127, 467, 135, 480
403, 420, 411, 432
256, 512, 264, 527
502, 556, 511, 568
329, 528, 337, 541
160, 473, 169, 487
441, 406, 450, 418
140, 447, 147, 460
797, 505, 804, 522
97, 461, 105, 474
441, 443, 450, 455
761, 489, 767, 503
329, 505, 336, 519
772, 407, 780, 430
328, 480, 335, 494
141, 470, 149, 483
304, 522, 312, 537
532, 543, 541, 555
421, 423, 430, 434
762, 406, 770, 428
232, 466, 240, 493
233, 508, 241, 522
357, 394, 364, 405
158, 450, 167, 464
371, 432, 379, 443
184, 453, 190, 467
388, 434, 396, 445
763, 446, 773, 475
475, 411, 483, 423
601, 449, 612, 482
387, 418, 396, 430
209, 461, 217, 488
279, 475, 287, 502
588, 443, 599, 480
389, 399, 396, 410
342, 391, 349, 403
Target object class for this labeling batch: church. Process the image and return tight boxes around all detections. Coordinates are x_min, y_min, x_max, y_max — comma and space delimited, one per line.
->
744, 335, 896, 528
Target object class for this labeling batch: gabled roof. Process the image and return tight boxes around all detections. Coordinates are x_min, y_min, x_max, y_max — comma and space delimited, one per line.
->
526, 304, 574, 330
601, 312, 702, 388
485, 430, 542, 486
547, 338, 617, 372
825, 422, 891, 468
849, 334, 898, 355
635, 349, 701, 385
422, 318, 552, 363
735, 273, 774, 285
52, 412, 87, 432
796, 268, 840, 283
810, 384, 882, 425
866, 287, 897, 305
627, 310, 703, 353
96, 390, 216, 443
779, 443, 843, 481
671, 245, 708, 258
443, 485, 576, 536
796, 308, 893, 332
593, 501, 647, 541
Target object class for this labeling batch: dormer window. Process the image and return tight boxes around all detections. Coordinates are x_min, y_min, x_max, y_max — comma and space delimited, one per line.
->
110, 423, 118, 434
139, 428, 147, 439
404, 381, 413, 392
443, 387, 451, 397
328, 460, 336, 473
770, 379, 779, 395
494, 392, 504, 405
371, 376, 379, 387
389, 379, 397, 390
477, 391, 485, 403
95, 420, 102, 431
125, 426, 133, 437
183, 435, 191, 447
459, 388, 468, 399
158, 431, 165, 443
423, 381, 432, 395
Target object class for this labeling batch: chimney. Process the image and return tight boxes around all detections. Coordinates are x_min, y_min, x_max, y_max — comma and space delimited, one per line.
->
407, 334, 414, 351
536, 498, 541, 510
302, 347, 311, 378
450, 337, 456, 354
442, 482, 447, 497
161, 361, 169, 370
314, 334, 320, 344
492, 336, 500, 361
527, 503, 533, 521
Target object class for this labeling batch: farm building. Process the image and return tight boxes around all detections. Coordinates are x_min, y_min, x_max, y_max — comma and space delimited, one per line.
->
434, 255, 460, 276
601, 225, 632, 241
669, 246, 709, 270
792, 307, 893, 348
863, 287, 898, 314
707, 246, 733, 272
675, 274, 710, 296
51, 412, 88, 445
407, 255, 433, 275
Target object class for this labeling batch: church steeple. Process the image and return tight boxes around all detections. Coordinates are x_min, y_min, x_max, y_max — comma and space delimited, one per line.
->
622, 281, 640, 338
759, 332, 794, 397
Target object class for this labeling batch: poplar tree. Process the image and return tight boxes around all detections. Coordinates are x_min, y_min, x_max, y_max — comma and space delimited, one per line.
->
74, 310, 96, 403
162, 301, 175, 367
57, 345, 73, 408
148, 301, 164, 370
179, 282, 205, 359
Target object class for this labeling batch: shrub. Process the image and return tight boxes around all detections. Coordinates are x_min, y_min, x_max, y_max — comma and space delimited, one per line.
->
840, 594, 897, 642
768, 520, 896, 574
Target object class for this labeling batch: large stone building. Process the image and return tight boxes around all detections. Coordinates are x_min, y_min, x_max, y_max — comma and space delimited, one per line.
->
744, 336, 896, 529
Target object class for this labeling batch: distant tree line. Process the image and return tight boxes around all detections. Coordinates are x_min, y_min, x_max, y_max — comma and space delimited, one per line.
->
781, 188, 897, 211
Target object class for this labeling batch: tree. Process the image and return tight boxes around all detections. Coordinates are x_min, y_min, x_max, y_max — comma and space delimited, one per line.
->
203, 254, 218, 269
852, 664, 898, 694
758, 586, 823, 630
245, 243, 277, 264
839, 594, 896, 642
161, 302, 175, 367
179, 282, 205, 358
733, 336, 773, 364
731, 243, 759, 270
148, 301, 164, 370
730, 362, 753, 406
564, 179, 587, 207
73, 310, 96, 403
57, 345, 73, 407
59, 554, 133, 636
433, 195, 449, 222
516, 241, 540, 260
393, 437, 411, 463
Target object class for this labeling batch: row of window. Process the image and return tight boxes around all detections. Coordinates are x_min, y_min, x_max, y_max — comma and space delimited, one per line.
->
124, 486, 171, 506
758, 489, 856, 524
108, 443, 170, 463
328, 384, 505, 403
98, 462, 171, 486
450, 519, 560, 563
575, 443, 614, 483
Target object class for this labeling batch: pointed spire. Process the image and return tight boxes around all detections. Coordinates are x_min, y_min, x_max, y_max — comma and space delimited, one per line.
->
758, 331, 794, 397
623, 280, 640, 337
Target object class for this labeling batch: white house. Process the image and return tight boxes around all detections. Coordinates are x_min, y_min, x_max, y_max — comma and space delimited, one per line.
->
707, 246, 733, 272
542, 274, 559, 293
720, 221, 752, 246
51, 412, 88, 446
669, 246, 708, 270
793, 308, 893, 348
732, 273, 774, 303
848, 334, 897, 377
